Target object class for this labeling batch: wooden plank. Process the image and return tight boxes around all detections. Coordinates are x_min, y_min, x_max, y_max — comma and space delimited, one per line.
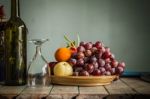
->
0, 86, 26, 95
121, 78, 150, 87
104, 79, 136, 94
76, 86, 108, 99
47, 85, 78, 99
79, 86, 108, 94
121, 78, 150, 94
0, 86, 26, 99
17, 86, 52, 99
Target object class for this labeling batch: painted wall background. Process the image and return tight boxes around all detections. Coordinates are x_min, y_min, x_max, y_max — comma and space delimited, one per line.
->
1, 0, 150, 72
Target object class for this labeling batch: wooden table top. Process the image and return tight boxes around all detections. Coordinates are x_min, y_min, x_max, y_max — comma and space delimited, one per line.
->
0, 77, 150, 99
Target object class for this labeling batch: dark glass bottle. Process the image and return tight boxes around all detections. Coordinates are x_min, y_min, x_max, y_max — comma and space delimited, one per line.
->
4, 0, 27, 85
0, 5, 6, 84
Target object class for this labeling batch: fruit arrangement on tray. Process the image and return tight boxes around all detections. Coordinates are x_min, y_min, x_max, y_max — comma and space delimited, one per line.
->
49, 35, 125, 86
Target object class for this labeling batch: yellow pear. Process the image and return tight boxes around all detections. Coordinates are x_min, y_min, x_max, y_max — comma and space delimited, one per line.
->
54, 62, 73, 76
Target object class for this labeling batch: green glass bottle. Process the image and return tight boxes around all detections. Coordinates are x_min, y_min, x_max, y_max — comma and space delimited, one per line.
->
4, 0, 27, 85
0, 5, 7, 84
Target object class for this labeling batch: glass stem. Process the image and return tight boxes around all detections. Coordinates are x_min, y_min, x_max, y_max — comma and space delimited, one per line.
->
37, 45, 48, 63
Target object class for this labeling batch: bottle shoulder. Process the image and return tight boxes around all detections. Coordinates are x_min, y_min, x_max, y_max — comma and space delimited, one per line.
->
6, 17, 26, 27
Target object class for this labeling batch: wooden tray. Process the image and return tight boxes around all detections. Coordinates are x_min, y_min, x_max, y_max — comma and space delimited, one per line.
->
51, 75, 118, 86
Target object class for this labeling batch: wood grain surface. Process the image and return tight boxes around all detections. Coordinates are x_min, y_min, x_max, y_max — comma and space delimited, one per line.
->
0, 77, 150, 99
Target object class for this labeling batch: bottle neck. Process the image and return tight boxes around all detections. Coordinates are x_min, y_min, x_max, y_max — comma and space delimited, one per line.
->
11, 0, 20, 18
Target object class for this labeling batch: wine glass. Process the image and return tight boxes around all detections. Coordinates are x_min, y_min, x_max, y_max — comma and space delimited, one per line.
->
27, 39, 50, 87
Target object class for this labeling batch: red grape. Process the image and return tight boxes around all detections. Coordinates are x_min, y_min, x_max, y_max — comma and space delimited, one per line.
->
110, 68, 116, 75
111, 60, 118, 67
84, 42, 93, 50
80, 41, 86, 46
77, 46, 85, 52
116, 66, 124, 74
105, 71, 111, 76
71, 52, 77, 58
105, 47, 110, 52
79, 70, 89, 76
92, 62, 99, 69
99, 67, 106, 74
76, 58, 84, 66
105, 63, 112, 71
102, 51, 111, 59
68, 58, 77, 66
90, 56, 97, 63
98, 59, 105, 67
105, 58, 111, 64
95, 52, 103, 59
110, 53, 115, 60
92, 69, 101, 76
77, 52, 85, 59
101, 46, 106, 53
84, 63, 94, 74
118, 62, 125, 68
84, 50, 92, 57
94, 41, 103, 49
84, 57, 90, 63
91, 47, 97, 54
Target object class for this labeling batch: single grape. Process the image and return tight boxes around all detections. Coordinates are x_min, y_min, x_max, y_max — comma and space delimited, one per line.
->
91, 47, 97, 54
99, 67, 106, 74
95, 51, 103, 59
84, 42, 93, 50
80, 41, 86, 46
92, 62, 99, 69
105, 71, 111, 76
84, 57, 90, 63
111, 60, 118, 67
118, 62, 125, 68
110, 53, 115, 60
68, 58, 77, 66
94, 41, 103, 49
105, 58, 111, 64
79, 70, 89, 76
98, 59, 105, 67
71, 52, 77, 58
101, 46, 106, 53
105, 47, 110, 52
92, 69, 101, 76
116, 66, 124, 74
84, 50, 92, 57
105, 63, 112, 71
110, 68, 116, 75
84, 63, 94, 74
90, 56, 97, 63
77, 46, 85, 52
76, 58, 84, 66
102, 51, 111, 59
77, 52, 85, 59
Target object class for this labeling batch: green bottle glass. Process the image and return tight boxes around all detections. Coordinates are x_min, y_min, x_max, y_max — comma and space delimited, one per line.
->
4, 0, 27, 85
0, 5, 7, 84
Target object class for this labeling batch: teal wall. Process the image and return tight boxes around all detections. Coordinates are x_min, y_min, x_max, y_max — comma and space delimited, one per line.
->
1, 0, 150, 72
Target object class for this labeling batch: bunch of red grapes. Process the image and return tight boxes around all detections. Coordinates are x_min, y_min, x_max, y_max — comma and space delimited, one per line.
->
68, 41, 125, 76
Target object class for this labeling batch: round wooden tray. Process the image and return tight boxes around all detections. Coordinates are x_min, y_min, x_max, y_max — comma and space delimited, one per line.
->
51, 75, 118, 86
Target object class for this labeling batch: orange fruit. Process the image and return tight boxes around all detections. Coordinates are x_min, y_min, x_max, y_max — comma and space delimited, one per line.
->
55, 47, 71, 62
